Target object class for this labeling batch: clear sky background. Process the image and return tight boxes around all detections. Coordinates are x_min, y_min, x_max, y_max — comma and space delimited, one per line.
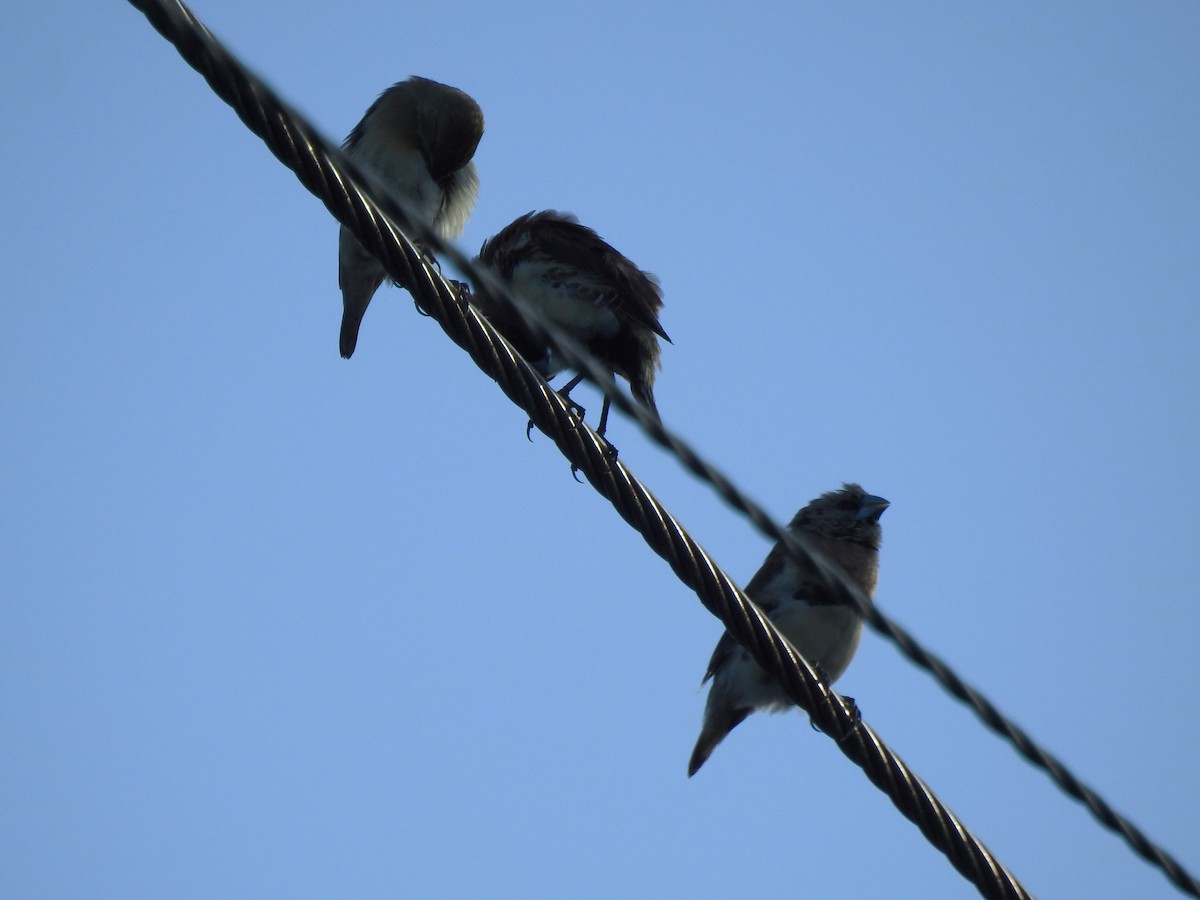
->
4, 2, 1198, 898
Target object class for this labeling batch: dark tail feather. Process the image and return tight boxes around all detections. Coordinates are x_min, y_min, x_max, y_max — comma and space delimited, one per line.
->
687, 707, 750, 777
338, 228, 384, 359
632, 380, 659, 421
339, 311, 363, 359
688, 732, 721, 778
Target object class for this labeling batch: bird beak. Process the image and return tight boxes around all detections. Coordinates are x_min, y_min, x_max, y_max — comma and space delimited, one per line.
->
857, 494, 890, 521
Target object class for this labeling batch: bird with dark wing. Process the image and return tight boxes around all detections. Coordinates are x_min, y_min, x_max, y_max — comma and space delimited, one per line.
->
689, 484, 889, 776
338, 76, 484, 358
473, 211, 670, 439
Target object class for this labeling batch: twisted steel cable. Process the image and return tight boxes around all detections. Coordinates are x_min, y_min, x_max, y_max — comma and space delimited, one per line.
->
124, 1, 1198, 897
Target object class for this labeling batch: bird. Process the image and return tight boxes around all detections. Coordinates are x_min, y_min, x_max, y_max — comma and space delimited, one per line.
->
338, 76, 484, 358
473, 211, 670, 439
688, 483, 889, 777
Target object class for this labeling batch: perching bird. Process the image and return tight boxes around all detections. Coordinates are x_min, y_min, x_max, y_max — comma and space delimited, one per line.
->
473, 211, 670, 438
688, 484, 888, 777
338, 76, 484, 358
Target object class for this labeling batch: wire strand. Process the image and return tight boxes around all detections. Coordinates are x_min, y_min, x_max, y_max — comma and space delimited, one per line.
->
123, 1, 1198, 897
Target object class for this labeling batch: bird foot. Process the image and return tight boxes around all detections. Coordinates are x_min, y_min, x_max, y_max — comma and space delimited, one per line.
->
601, 437, 618, 465
408, 251, 452, 317
569, 437, 617, 481
840, 695, 860, 722
808, 693, 861, 738
807, 663, 846, 733
522, 395, 588, 444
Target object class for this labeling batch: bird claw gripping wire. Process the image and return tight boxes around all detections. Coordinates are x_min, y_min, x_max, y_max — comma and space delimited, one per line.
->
805, 661, 861, 736
808, 694, 860, 734
409, 250, 452, 317
569, 433, 618, 482
524, 397, 586, 442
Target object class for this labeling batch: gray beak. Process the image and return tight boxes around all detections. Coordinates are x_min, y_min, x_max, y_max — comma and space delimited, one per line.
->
857, 494, 890, 521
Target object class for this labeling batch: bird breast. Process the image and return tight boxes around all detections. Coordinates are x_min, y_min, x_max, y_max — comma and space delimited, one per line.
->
348, 137, 444, 232
769, 601, 863, 686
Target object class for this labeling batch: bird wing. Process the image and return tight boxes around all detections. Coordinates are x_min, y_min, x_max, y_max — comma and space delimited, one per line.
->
521, 212, 671, 342
701, 542, 788, 682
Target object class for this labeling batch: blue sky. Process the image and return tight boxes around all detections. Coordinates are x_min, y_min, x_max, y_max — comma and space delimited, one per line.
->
4, 2, 1199, 897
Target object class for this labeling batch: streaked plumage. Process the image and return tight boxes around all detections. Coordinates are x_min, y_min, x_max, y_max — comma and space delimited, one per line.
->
474, 211, 670, 437
338, 76, 483, 358
688, 484, 888, 776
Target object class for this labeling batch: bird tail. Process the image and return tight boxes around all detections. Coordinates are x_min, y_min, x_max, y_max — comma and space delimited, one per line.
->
338, 227, 386, 359
339, 309, 366, 359
687, 706, 750, 777
632, 380, 660, 422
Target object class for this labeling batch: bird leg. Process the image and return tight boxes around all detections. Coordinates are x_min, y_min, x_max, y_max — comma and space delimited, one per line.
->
561, 375, 618, 462
526, 374, 618, 470
525, 373, 588, 440
593, 397, 619, 465
555, 373, 588, 419
595, 396, 611, 440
